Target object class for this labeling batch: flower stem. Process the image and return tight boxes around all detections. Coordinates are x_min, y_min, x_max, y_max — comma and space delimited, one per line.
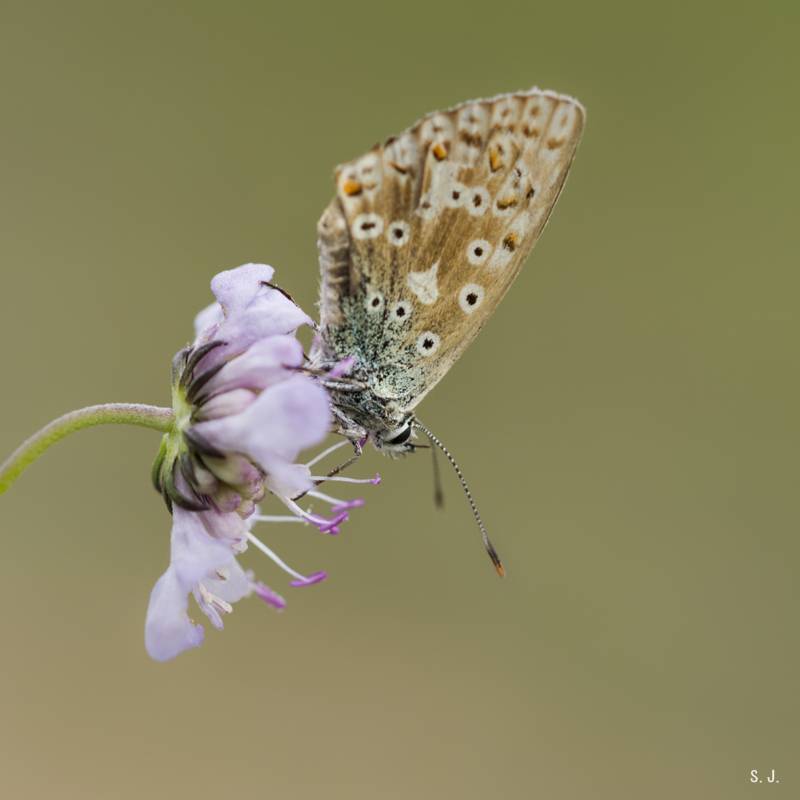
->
0, 403, 175, 495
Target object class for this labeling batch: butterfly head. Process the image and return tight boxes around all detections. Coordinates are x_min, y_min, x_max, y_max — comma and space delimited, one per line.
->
373, 417, 416, 456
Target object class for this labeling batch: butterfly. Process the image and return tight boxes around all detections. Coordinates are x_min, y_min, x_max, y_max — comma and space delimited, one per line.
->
309, 88, 585, 573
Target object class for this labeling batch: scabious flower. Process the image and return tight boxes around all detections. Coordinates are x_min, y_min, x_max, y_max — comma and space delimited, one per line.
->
146, 263, 377, 661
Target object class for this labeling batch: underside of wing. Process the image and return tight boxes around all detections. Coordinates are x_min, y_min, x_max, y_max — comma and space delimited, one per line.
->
315, 87, 585, 410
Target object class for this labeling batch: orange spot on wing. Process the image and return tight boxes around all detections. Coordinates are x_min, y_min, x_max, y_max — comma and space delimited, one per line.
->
502, 232, 518, 251
432, 142, 448, 161
496, 196, 518, 210
489, 148, 503, 171
342, 179, 363, 196
546, 137, 564, 150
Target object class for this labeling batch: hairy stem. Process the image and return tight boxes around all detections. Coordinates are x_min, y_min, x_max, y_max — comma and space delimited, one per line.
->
0, 403, 174, 495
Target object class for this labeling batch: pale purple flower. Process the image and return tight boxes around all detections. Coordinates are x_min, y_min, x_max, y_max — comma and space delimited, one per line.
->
146, 264, 377, 661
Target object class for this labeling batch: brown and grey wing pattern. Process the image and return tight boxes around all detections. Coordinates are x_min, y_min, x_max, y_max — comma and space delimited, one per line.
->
315, 88, 585, 409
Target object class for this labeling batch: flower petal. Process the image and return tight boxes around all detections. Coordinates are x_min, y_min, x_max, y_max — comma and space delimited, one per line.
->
210, 263, 275, 317
203, 335, 304, 397
204, 558, 253, 604
145, 568, 205, 662
192, 264, 312, 372
194, 301, 224, 341
170, 507, 241, 587
264, 462, 314, 498
196, 389, 258, 421
195, 375, 330, 480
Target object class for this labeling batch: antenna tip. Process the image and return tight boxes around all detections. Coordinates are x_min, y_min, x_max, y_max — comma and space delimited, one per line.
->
486, 543, 505, 577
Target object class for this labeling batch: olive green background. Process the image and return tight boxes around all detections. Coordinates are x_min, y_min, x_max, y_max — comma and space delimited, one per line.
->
0, 1, 797, 798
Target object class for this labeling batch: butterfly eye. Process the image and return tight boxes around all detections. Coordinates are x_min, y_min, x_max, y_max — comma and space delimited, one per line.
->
385, 424, 412, 446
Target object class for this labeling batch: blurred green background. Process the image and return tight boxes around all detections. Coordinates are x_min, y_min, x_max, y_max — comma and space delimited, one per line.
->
1, 1, 797, 797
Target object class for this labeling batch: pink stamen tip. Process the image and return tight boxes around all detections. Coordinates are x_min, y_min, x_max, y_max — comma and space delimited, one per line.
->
313, 510, 349, 534
290, 571, 328, 588
328, 355, 355, 379
371, 473, 382, 485
331, 498, 365, 513
254, 582, 287, 610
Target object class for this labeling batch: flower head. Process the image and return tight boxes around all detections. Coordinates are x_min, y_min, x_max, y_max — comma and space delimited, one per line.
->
146, 264, 376, 661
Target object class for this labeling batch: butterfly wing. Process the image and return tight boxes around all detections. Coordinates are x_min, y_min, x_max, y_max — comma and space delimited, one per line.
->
315, 88, 585, 413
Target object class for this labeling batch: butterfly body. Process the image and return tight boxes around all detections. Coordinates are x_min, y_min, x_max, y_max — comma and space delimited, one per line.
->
311, 88, 585, 454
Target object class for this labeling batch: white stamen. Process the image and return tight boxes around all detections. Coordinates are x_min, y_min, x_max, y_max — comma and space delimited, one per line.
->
308, 489, 344, 506
305, 439, 349, 468
197, 583, 233, 615
310, 475, 376, 485
253, 514, 306, 524
246, 531, 309, 583
280, 497, 336, 527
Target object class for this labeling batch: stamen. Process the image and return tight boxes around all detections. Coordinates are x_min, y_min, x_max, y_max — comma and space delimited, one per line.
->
310, 473, 381, 485
197, 583, 233, 615
308, 489, 365, 513
246, 530, 323, 585
253, 582, 287, 610
305, 439, 350, 468
290, 571, 327, 588
253, 514, 305, 524
281, 497, 349, 534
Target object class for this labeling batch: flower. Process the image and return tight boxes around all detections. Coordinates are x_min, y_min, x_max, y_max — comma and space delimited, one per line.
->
146, 264, 378, 661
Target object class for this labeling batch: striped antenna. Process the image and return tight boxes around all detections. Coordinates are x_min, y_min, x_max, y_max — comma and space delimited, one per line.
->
413, 420, 505, 577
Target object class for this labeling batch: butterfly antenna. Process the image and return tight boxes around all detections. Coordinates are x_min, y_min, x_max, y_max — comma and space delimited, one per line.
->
430, 441, 445, 509
413, 420, 505, 577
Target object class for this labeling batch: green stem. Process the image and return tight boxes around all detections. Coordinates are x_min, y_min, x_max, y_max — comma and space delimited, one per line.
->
0, 403, 175, 495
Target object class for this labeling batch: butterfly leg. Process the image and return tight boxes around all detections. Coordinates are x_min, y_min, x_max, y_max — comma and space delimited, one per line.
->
330, 404, 368, 442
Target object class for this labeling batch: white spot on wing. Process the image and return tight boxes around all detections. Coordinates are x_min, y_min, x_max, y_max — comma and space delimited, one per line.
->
383, 133, 418, 181
467, 187, 489, 217
353, 213, 384, 240
490, 99, 512, 128
356, 153, 382, 192
387, 220, 410, 246
406, 262, 439, 305
365, 290, 385, 314
488, 239, 514, 269
444, 182, 467, 209
416, 331, 441, 356
416, 192, 438, 220
467, 239, 491, 266
458, 284, 485, 314
420, 115, 455, 145
388, 300, 411, 323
